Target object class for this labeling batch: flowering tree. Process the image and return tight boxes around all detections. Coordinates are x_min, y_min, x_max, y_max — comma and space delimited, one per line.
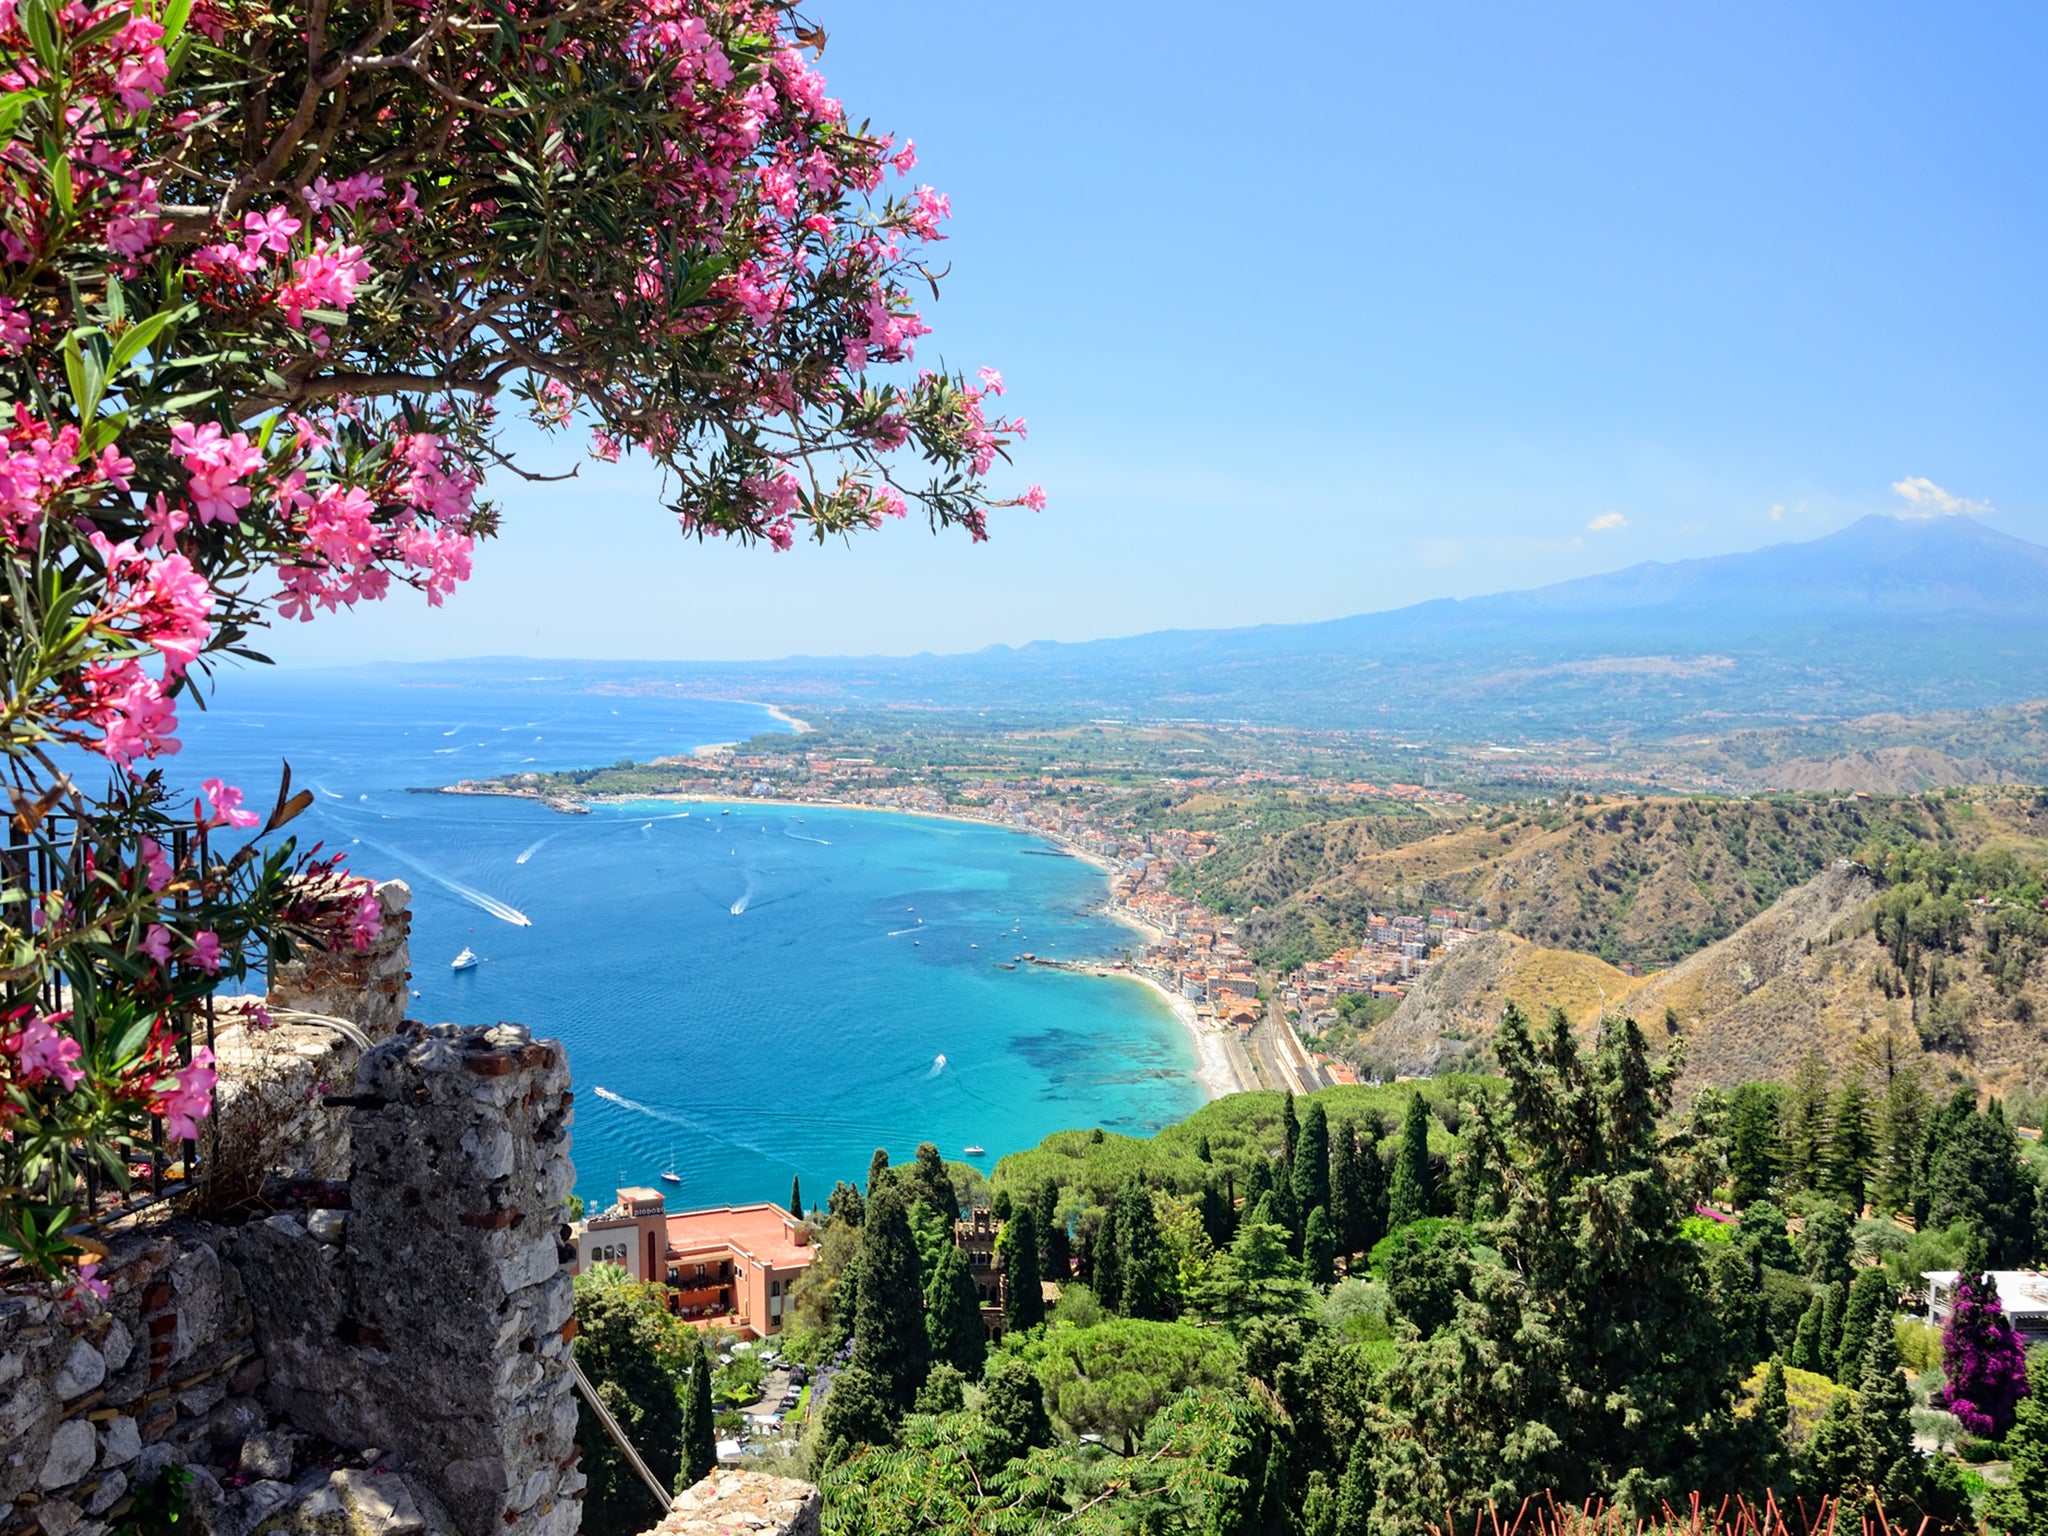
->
0, 0, 1032, 1276
1934, 1271, 2030, 1439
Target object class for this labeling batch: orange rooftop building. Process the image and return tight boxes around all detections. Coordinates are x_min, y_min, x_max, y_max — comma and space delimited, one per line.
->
571, 1187, 813, 1339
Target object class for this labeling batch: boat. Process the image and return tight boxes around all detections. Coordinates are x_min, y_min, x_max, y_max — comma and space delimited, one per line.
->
661, 1147, 681, 1184
963, 1146, 986, 1158
451, 948, 479, 970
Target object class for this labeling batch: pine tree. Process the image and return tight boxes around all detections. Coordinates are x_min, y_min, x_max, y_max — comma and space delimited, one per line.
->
1851, 1323, 1919, 1507
789, 1173, 803, 1219
678, 1330, 716, 1490
1784, 1052, 1832, 1192
1727, 1083, 1782, 1209
1802, 1391, 1860, 1496
1302, 1206, 1337, 1289
1281, 1090, 1300, 1170
1389, 1091, 1434, 1229
1790, 1293, 1826, 1373
1330, 1125, 1363, 1260
980, 1356, 1054, 1465
1824, 1083, 1874, 1213
1751, 1358, 1793, 1498
853, 1185, 929, 1412
1873, 1068, 1928, 1219
1986, 1354, 2048, 1536
1115, 1178, 1171, 1320
1834, 1268, 1889, 1385
1003, 1205, 1046, 1333
1294, 1098, 1332, 1220
1332, 1436, 1377, 1536
923, 1241, 987, 1379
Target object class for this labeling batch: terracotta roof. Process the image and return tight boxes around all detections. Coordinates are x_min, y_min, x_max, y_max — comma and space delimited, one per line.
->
667, 1203, 813, 1271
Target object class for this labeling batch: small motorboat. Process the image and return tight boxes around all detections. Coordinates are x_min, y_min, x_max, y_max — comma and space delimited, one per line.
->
451, 948, 479, 971
963, 1146, 987, 1158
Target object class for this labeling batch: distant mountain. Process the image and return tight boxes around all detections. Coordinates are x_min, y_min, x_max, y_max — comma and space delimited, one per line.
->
378, 515, 2048, 737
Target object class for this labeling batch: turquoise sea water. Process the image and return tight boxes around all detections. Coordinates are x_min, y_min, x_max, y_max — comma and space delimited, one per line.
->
173, 670, 1203, 1208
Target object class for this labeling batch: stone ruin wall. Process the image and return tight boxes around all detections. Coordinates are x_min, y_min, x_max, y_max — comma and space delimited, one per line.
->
2, 880, 816, 1536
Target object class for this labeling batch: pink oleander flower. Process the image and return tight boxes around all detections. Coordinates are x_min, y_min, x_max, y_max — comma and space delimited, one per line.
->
0, 297, 27, 351
243, 206, 301, 255
200, 778, 259, 830
168, 421, 264, 525
191, 930, 223, 973
348, 891, 382, 952
1022, 484, 1046, 512
140, 923, 172, 966
138, 835, 172, 891
12, 1013, 85, 1090
84, 660, 180, 766
70, 1262, 110, 1302
977, 367, 1005, 396
274, 239, 372, 327
155, 1046, 217, 1141
890, 138, 918, 175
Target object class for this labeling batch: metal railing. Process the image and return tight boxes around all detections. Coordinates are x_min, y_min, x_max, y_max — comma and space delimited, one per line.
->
3, 812, 217, 1239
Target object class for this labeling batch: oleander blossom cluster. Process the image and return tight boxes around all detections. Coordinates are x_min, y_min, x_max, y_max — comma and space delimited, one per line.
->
0, 0, 1030, 1276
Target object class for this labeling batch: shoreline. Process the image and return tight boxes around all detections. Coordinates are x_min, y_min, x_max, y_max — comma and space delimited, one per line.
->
426, 781, 1242, 1101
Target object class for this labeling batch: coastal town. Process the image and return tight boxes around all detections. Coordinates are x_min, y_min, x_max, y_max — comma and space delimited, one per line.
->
437, 732, 1493, 1098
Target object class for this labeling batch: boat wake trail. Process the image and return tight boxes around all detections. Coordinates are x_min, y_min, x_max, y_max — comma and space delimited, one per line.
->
593, 1088, 798, 1171
357, 838, 532, 927
785, 831, 831, 846
515, 835, 556, 866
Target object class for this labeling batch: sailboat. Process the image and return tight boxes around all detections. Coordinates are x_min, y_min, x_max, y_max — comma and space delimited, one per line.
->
660, 1147, 681, 1185
451, 948, 479, 971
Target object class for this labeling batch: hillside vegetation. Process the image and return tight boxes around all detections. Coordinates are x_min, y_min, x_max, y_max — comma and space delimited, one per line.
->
1365, 835, 2048, 1095
1183, 789, 2048, 973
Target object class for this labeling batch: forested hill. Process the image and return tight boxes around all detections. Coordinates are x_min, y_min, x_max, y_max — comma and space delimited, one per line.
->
1183, 789, 2048, 973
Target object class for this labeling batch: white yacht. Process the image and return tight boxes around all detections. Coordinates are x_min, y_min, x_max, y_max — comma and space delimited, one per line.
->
450, 948, 479, 971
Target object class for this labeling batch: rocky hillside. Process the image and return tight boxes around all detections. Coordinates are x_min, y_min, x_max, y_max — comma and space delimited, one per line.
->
1185, 790, 2048, 973
1362, 861, 2048, 1095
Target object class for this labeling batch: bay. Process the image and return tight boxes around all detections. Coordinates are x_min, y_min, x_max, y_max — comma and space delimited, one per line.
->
169, 668, 1205, 1208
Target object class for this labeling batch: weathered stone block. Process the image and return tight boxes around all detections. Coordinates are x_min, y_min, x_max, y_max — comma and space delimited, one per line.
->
40, 1418, 99, 1488
647, 1472, 821, 1536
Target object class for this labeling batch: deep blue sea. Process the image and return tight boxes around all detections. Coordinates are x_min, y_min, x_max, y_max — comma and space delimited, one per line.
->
169, 668, 1203, 1209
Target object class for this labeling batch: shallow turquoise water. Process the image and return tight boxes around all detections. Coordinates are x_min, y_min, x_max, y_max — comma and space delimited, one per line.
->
175, 671, 1203, 1208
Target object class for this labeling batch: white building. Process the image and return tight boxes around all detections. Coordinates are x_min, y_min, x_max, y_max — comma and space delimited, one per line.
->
1922, 1270, 2048, 1340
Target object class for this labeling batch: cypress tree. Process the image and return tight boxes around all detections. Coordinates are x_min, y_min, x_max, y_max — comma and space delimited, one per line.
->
1357, 1125, 1389, 1253
1198, 1178, 1235, 1252
1330, 1125, 1362, 1259
817, 1360, 896, 1468
1752, 1358, 1793, 1498
1928, 1103, 2037, 1266
1196, 1133, 1213, 1162
1033, 1178, 1071, 1282
1918, 1087, 1978, 1226
991, 1187, 1012, 1222
1244, 1155, 1273, 1209
1819, 1280, 1847, 1365
912, 1142, 957, 1219
1800, 1203, 1855, 1290
1091, 1202, 1122, 1311
1293, 1098, 1332, 1219
853, 1185, 929, 1411
788, 1174, 803, 1219
1332, 1436, 1376, 1536
1267, 1163, 1303, 1253
1302, 1206, 1337, 1289
1115, 1179, 1171, 1321
1003, 1205, 1045, 1333
1790, 1293, 1826, 1373
981, 1356, 1053, 1464
867, 1146, 891, 1198
826, 1179, 864, 1228
678, 1330, 716, 1489
1851, 1323, 1919, 1508
1389, 1091, 1434, 1229
1802, 1392, 1860, 1495
1834, 1268, 1890, 1385
1280, 1090, 1300, 1170
923, 1241, 987, 1379
913, 1362, 967, 1416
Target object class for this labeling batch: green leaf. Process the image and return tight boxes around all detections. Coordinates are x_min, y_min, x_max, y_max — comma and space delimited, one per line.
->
48, 150, 72, 218
160, 0, 193, 44
108, 306, 185, 377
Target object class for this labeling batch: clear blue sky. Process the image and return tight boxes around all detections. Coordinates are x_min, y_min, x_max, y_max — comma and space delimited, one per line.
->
273, 2, 2048, 665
